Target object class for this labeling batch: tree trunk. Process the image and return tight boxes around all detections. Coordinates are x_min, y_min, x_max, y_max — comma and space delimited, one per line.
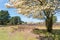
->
45, 14, 53, 33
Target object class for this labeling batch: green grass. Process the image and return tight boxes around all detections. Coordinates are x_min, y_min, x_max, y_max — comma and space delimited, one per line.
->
9, 32, 24, 40
0, 28, 8, 40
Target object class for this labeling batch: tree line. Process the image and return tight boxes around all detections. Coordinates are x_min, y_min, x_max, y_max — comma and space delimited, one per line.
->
0, 10, 23, 25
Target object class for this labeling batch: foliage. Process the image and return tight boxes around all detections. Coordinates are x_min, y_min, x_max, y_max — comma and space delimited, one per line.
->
53, 16, 57, 23
9, 16, 22, 25
0, 10, 10, 25
6, 0, 60, 18
0, 10, 23, 25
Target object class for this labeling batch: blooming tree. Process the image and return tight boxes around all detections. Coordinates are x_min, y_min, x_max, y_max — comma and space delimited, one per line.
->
6, 0, 60, 33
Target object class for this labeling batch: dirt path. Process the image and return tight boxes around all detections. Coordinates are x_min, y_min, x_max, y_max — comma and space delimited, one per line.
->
8, 27, 38, 40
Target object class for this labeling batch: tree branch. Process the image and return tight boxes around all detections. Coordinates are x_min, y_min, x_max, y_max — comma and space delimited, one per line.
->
37, 0, 43, 5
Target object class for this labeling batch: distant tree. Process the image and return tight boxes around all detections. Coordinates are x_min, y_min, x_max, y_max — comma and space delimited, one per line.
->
9, 16, 22, 25
53, 16, 57, 23
0, 10, 10, 25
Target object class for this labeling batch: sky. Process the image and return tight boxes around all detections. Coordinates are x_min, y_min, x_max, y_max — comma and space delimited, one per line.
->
0, 0, 60, 23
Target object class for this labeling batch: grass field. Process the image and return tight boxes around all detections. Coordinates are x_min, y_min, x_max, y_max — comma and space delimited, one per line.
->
0, 25, 60, 40
0, 26, 37, 40
0, 27, 9, 40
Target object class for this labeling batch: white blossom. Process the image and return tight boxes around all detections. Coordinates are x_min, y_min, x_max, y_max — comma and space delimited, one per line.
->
6, 0, 59, 18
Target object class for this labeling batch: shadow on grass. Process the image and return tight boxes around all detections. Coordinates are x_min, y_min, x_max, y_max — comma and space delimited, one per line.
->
52, 30, 60, 35
33, 29, 60, 40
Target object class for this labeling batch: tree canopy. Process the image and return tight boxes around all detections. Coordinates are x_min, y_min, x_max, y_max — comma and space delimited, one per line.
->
9, 16, 22, 25
0, 10, 10, 25
0, 10, 23, 25
6, 0, 60, 18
